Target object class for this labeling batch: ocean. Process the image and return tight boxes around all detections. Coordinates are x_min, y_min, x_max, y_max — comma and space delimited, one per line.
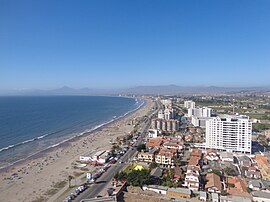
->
0, 96, 143, 169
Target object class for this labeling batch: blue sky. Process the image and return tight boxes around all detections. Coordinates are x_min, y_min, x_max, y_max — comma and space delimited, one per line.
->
0, 0, 270, 89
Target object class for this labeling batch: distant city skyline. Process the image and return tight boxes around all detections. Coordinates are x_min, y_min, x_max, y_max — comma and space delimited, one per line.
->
1, 0, 270, 90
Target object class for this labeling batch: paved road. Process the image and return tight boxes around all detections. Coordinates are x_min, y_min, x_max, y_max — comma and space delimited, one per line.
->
73, 100, 160, 201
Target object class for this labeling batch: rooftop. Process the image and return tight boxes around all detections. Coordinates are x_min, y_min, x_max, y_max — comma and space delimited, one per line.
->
205, 173, 222, 191
167, 187, 191, 195
150, 167, 163, 178
252, 191, 270, 198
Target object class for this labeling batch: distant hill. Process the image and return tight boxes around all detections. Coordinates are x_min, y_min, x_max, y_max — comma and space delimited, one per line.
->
0, 85, 270, 96
120, 85, 270, 95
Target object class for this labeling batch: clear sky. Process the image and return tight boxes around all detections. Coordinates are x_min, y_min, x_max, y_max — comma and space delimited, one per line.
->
0, 0, 270, 89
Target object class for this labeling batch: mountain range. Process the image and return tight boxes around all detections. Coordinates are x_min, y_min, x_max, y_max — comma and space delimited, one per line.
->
1, 85, 270, 96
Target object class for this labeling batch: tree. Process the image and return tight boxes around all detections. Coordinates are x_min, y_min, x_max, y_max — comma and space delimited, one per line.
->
115, 171, 127, 181
224, 167, 237, 176
126, 169, 150, 187
137, 144, 146, 152
209, 169, 222, 177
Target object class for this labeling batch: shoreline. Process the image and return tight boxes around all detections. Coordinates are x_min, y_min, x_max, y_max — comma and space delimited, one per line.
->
0, 97, 154, 202
0, 98, 145, 173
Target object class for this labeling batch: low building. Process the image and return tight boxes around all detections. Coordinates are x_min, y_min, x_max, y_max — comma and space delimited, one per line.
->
184, 165, 200, 191
212, 193, 219, 202
227, 177, 251, 197
219, 152, 234, 162
137, 148, 158, 163
142, 185, 167, 195
148, 129, 158, 138
199, 191, 207, 201
146, 138, 163, 149
205, 173, 222, 193
245, 166, 261, 179
237, 155, 251, 167
155, 148, 177, 167
166, 187, 191, 199
173, 165, 183, 182
163, 142, 183, 150
155, 148, 177, 166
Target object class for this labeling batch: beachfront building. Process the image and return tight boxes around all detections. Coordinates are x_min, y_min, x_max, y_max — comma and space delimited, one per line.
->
151, 119, 179, 132
205, 115, 252, 153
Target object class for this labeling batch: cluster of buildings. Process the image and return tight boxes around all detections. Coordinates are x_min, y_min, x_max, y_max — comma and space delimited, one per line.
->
151, 99, 179, 132
137, 136, 184, 167
132, 98, 270, 202
185, 100, 213, 128
186, 100, 253, 154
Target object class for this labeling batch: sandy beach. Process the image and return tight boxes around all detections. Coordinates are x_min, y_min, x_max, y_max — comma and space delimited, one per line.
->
0, 98, 154, 202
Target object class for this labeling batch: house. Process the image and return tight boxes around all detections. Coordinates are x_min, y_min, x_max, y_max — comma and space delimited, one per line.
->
173, 165, 183, 182
252, 191, 270, 202
148, 129, 158, 138
188, 155, 201, 166
191, 149, 203, 158
237, 156, 251, 167
199, 191, 207, 201
245, 166, 261, 179
248, 180, 266, 191
163, 142, 183, 150
137, 147, 158, 163
219, 152, 234, 162
146, 138, 163, 149
166, 187, 192, 199
205, 150, 219, 161
184, 165, 200, 191
205, 173, 222, 193
142, 185, 167, 195
155, 148, 177, 166
212, 193, 219, 202
227, 177, 251, 197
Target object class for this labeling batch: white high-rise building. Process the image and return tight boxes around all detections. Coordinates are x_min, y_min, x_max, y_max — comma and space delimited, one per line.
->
187, 107, 212, 118
158, 110, 165, 119
164, 108, 172, 120
205, 115, 252, 153
184, 100, 195, 109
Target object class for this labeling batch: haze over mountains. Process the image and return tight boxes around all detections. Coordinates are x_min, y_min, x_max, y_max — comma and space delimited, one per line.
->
1, 85, 270, 96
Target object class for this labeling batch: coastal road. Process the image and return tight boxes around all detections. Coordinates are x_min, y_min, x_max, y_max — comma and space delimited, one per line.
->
73, 99, 160, 201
